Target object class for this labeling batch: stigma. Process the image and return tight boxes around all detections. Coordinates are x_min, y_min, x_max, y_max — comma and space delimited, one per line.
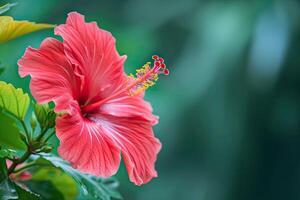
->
127, 55, 169, 96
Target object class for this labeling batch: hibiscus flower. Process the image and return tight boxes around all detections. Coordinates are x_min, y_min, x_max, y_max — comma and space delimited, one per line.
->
18, 12, 168, 185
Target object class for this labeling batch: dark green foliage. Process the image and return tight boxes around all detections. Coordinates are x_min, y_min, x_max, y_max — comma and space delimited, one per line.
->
24, 181, 63, 200
0, 112, 26, 150
36, 155, 122, 200
14, 183, 41, 200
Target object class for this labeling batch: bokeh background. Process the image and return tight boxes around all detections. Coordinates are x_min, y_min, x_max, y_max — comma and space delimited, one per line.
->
1, 0, 300, 199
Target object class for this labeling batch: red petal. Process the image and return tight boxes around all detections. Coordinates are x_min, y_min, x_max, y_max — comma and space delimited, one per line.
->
57, 97, 161, 185
18, 38, 79, 113
97, 115, 161, 185
56, 105, 121, 177
18, 172, 32, 181
54, 12, 127, 103
101, 95, 158, 125
93, 94, 161, 185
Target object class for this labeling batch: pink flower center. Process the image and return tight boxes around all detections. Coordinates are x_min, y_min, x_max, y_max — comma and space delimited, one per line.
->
81, 56, 169, 113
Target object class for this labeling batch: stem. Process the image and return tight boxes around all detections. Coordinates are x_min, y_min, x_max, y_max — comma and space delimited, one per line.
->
6, 122, 53, 175
7, 129, 54, 175
7, 146, 31, 175
13, 161, 37, 174
36, 128, 48, 141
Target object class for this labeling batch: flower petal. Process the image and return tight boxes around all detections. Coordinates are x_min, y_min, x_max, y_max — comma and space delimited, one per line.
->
54, 12, 127, 103
56, 104, 121, 177
97, 115, 161, 185
101, 95, 158, 125
57, 98, 161, 185
18, 38, 79, 113
93, 94, 161, 185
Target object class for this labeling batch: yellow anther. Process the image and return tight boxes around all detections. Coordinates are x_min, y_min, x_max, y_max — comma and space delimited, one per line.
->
127, 56, 168, 96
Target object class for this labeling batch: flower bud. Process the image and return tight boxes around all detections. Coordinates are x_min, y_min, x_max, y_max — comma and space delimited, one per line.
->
41, 146, 52, 153
30, 113, 37, 131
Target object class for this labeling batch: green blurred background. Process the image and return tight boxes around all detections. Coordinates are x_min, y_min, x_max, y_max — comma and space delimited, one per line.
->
1, 0, 300, 199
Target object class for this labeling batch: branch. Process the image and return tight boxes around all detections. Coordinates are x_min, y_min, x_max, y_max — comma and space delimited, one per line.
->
12, 161, 37, 174
7, 146, 31, 175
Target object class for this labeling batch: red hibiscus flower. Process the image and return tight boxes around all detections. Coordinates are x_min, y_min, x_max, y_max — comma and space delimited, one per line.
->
18, 12, 168, 185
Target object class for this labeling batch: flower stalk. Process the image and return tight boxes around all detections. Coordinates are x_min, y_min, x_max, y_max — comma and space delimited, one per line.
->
7, 146, 31, 175
7, 124, 55, 175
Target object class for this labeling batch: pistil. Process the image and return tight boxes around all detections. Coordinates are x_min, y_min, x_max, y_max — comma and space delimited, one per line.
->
82, 55, 169, 113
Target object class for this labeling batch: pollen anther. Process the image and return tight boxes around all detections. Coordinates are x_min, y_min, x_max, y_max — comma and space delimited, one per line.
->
128, 55, 169, 96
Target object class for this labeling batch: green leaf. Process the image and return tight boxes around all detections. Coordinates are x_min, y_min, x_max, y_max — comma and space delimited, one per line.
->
24, 181, 63, 200
30, 168, 78, 200
35, 155, 122, 200
0, 112, 26, 150
0, 148, 15, 159
0, 179, 18, 200
0, 3, 17, 15
0, 81, 30, 120
0, 158, 18, 200
0, 159, 41, 200
14, 183, 41, 200
33, 103, 56, 129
